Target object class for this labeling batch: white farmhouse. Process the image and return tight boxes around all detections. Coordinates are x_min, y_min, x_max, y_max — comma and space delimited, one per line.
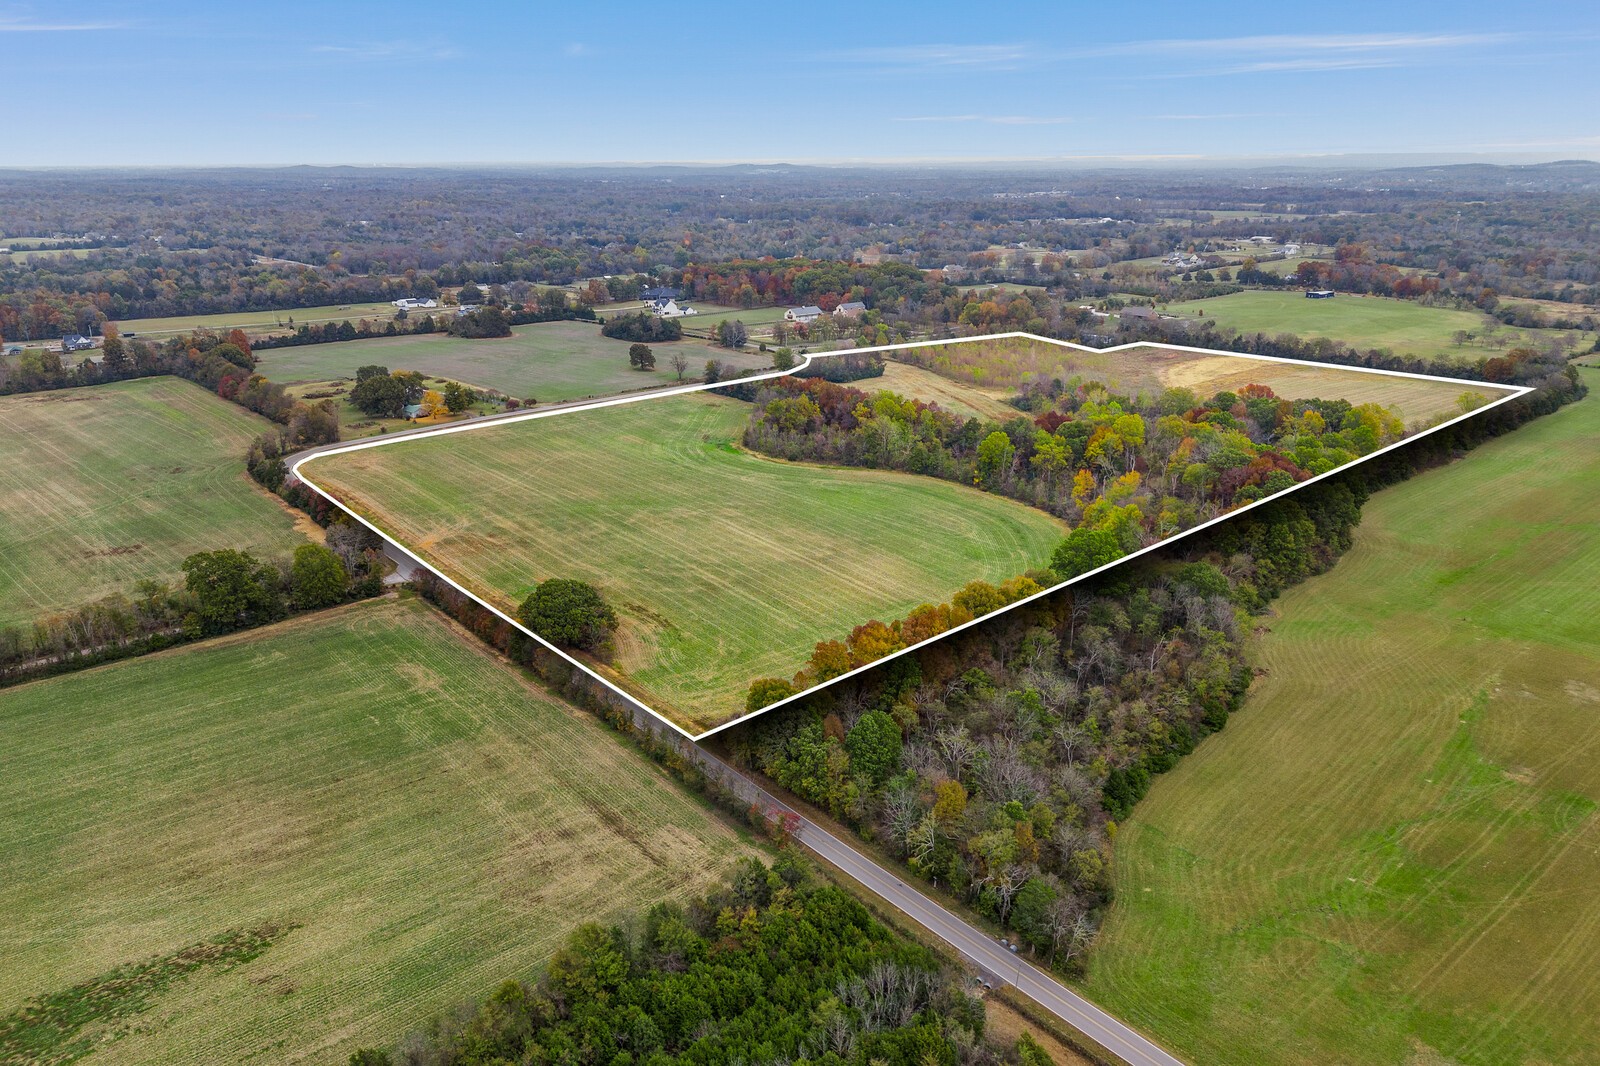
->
784, 305, 823, 324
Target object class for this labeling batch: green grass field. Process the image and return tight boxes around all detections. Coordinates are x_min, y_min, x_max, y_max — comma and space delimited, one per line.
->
110, 302, 403, 340
0, 595, 758, 1064
305, 393, 1067, 733
1086, 370, 1600, 1065
0, 377, 311, 628
256, 320, 769, 402
1166, 289, 1586, 362
892, 340, 1492, 425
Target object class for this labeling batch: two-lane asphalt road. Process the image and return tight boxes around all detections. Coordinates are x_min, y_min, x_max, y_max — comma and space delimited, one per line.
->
696, 753, 1187, 1066
284, 375, 1187, 1066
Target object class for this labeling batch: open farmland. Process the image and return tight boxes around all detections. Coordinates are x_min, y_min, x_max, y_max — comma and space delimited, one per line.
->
1086, 370, 1600, 1065
256, 320, 769, 402
110, 302, 402, 340
1163, 289, 1587, 362
873, 360, 1022, 422
892, 339, 1493, 425
0, 596, 758, 1064
304, 392, 1067, 733
0, 377, 309, 627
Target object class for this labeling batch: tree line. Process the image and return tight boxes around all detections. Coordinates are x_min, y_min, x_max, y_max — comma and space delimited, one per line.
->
720, 356, 1588, 972
0, 327, 346, 451
744, 371, 1412, 563
0, 530, 385, 689
344, 854, 1075, 1066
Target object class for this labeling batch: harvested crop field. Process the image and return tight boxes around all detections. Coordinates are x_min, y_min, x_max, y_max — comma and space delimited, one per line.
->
1086, 371, 1600, 1065
891, 339, 1493, 426
303, 392, 1068, 733
0, 596, 758, 1064
0, 376, 310, 628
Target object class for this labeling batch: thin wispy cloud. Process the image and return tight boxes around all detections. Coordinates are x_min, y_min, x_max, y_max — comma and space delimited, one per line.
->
1215, 57, 1401, 75
1093, 32, 1516, 56
311, 41, 461, 61
0, 17, 123, 31
894, 114, 1071, 126
563, 42, 590, 57
820, 32, 1517, 81
821, 43, 1032, 70
1143, 113, 1273, 121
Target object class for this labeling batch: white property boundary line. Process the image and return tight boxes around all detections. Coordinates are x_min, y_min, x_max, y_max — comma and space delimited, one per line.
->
292, 332, 1531, 742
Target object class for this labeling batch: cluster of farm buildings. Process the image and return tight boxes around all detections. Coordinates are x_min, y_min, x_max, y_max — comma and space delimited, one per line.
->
639, 287, 866, 324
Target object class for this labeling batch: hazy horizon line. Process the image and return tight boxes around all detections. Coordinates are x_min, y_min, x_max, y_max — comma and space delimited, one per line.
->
2, 150, 1598, 172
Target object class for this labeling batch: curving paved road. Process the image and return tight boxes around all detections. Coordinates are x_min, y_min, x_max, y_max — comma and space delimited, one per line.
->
691, 751, 1187, 1066
285, 363, 1187, 1066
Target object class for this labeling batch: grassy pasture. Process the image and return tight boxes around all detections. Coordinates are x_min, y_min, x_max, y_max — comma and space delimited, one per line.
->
305, 393, 1067, 733
891, 340, 1489, 425
1086, 371, 1600, 1065
256, 320, 768, 403
0, 595, 758, 1063
672, 305, 790, 331
0, 377, 310, 628
111, 302, 402, 340
872, 360, 1027, 422
284, 379, 503, 440
1165, 289, 1585, 361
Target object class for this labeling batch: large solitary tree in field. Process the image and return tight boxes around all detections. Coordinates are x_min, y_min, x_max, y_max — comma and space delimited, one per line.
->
517, 579, 617, 652
628, 343, 656, 371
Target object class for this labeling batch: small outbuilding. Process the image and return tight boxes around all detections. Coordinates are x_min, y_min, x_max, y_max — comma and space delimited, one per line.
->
1306, 289, 1336, 299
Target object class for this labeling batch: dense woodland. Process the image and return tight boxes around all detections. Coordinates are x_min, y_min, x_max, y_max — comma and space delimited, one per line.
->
345, 856, 1069, 1066
723, 359, 1587, 970
745, 370, 1415, 549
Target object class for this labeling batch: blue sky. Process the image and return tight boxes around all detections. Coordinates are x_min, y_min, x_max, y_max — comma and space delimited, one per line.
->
7, 0, 1598, 165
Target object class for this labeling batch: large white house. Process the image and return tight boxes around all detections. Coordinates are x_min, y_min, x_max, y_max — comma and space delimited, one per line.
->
655, 299, 697, 318
784, 305, 823, 324
392, 297, 438, 310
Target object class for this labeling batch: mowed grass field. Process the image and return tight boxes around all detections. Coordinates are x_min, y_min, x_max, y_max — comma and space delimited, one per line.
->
873, 360, 1023, 422
0, 596, 758, 1063
1165, 289, 1586, 362
306, 393, 1067, 733
890, 341, 1492, 425
111, 302, 402, 340
256, 320, 770, 402
0, 377, 310, 628
1086, 370, 1600, 1065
